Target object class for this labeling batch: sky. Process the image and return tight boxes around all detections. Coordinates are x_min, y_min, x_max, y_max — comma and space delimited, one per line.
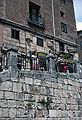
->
73, 0, 82, 31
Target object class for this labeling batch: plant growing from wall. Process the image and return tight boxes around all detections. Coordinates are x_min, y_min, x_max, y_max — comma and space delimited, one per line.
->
24, 102, 33, 116
39, 97, 46, 107
26, 102, 33, 109
46, 96, 52, 114
38, 96, 53, 115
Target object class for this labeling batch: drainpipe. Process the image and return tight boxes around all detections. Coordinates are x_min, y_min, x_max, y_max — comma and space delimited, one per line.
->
52, 0, 55, 37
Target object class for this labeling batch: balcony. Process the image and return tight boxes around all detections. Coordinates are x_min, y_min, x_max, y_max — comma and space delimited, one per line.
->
28, 14, 45, 29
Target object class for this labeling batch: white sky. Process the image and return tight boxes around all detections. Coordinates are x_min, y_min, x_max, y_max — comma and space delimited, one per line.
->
73, 0, 82, 31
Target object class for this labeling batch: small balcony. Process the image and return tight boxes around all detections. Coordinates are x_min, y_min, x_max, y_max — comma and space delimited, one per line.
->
28, 13, 45, 29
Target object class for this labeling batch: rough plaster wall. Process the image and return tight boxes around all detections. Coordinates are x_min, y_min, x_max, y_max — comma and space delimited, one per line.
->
5, 0, 53, 36
5, 0, 27, 25
0, 24, 4, 56
0, 24, 3, 45
55, 0, 77, 43
0, 0, 6, 18
0, 75, 82, 120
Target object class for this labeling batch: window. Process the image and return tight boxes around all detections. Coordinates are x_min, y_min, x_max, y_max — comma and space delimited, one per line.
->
29, 2, 45, 28
61, 22, 67, 33
11, 29, 19, 40
17, 55, 22, 70
69, 0, 73, 4
60, 0, 66, 5
80, 41, 82, 48
60, 11, 64, 18
29, 2, 40, 23
59, 42, 64, 52
0, 57, 2, 71
37, 37, 44, 47
79, 32, 82, 37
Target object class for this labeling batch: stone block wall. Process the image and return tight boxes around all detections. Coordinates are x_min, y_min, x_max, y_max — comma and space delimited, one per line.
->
2, 25, 51, 54
0, 73, 82, 120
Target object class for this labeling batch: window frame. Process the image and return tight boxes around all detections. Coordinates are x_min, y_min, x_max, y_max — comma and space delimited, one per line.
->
61, 22, 67, 33
59, 42, 64, 52
80, 40, 82, 48
37, 37, 44, 47
60, 11, 65, 18
29, 1, 40, 23
60, 0, 66, 5
11, 29, 20, 40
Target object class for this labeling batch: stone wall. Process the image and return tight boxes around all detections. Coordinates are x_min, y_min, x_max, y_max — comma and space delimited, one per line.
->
0, 71, 82, 120
2, 25, 51, 54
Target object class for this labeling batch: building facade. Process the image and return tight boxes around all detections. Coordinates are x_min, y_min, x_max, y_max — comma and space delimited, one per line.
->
77, 30, 82, 63
0, 0, 77, 71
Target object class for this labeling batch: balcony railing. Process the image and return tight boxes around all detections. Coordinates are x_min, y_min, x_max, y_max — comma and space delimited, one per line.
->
28, 14, 45, 29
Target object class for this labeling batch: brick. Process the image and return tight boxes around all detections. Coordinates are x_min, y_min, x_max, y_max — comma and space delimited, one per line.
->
25, 77, 33, 85
16, 108, 24, 117
0, 91, 3, 98
0, 81, 12, 91
2, 108, 9, 117
49, 110, 56, 117
0, 100, 8, 107
13, 82, 22, 92
5, 91, 14, 100
0, 108, 2, 117
9, 108, 16, 118
8, 100, 16, 108
34, 79, 41, 86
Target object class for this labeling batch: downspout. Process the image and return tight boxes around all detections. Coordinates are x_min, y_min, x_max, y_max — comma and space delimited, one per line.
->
52, 0, 55, 37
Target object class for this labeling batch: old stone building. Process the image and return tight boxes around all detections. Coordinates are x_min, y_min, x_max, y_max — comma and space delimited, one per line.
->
77, 30, 82, 63
1, 1, 82, 119
0, 0, 77, 71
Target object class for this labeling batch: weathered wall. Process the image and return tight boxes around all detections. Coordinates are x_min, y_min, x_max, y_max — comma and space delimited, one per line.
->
77, 31, 82, 63
0, 24, 4, 49
5, 0, 53, 35
0, 0, 6, 18
0, 71, 82, 120
54, 0, 77, 43
0, 0, 77, 41
2, 25, 51, 54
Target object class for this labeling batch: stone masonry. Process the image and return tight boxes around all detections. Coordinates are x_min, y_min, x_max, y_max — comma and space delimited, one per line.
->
0, 1, 80, 119
0, 0, 78, 70
0, 70, 82, 120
